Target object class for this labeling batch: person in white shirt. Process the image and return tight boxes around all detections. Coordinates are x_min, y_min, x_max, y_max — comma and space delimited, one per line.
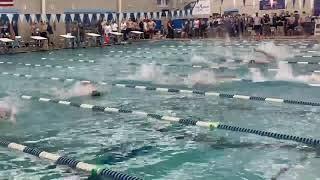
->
194, 18, 200, 38
103, 22, 112, 36
111, 21, 118, 32
120, 20, 127, 40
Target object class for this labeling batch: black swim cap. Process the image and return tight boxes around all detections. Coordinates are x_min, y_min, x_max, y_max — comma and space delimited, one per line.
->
91, 90, 101, 97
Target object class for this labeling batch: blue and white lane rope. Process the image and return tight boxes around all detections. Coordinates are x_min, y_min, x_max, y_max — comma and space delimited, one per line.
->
3, 72, 320, 107
3, 71, 320, 88
20, 95, 320, 146
40, 57, 95, 63
0, 140, 141, 180
0, 61, 98, 71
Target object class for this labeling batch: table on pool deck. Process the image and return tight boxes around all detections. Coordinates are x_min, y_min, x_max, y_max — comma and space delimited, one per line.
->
86, 33, 101, 46
31, 36, 47, 47
0, 38, 14, 51
60, 34, 76, 48
130, 31, 144, 39
110, 32, 123, 44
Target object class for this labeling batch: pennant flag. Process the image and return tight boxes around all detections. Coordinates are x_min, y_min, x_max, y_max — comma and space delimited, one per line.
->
7, 13, 13, 23
165, 11, 168, 18
56, 14, 61, 22
303, 0, 306, 7
46, 14, 51, 22
243, 0, 246, 6
88, 13, 93, 22
221, 0, 224, 5
0, 0, 14, 7
133, 12, 137, 20
80, 14, 84, 22
293, 0, 296, 7
182, 10, 186, 17
36, 14, 41, 22
24, 14, 30, 23
97, 13, 101, 21
51, 14, 56, 22
30, 14, 36, 23
188, 9, 192, 16
70, 14, 75, 22
41, 14, 47, 21
112, 13, 116, 21
60, 14, 65, 23
147, 12, 150, 19
171, 10, 174, 18
19, 14, 24, 22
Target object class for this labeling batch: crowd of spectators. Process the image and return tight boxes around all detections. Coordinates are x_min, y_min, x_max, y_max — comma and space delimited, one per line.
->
0, 10, 318, 51
179, 11, 316, 39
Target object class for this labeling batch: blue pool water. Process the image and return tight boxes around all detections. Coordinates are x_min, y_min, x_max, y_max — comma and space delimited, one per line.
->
0, 40, 320, 179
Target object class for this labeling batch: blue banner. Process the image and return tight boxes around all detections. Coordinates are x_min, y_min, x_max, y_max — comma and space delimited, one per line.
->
259, 0, 285, 10
315, 0, 320, 16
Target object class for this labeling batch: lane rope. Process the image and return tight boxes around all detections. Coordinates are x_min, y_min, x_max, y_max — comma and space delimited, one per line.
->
40, 57, 95, 63
0, 140, 141, 180
20, 95, 320, 146
0, 61, 99, 71
3, 71, 320, 107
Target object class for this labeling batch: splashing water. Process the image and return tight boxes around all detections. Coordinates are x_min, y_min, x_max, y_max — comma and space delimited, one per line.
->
53, 82, 97, 99
249, 68, 266, 82
0, 97, 18, 122
184, 70, 217, 87
128, 63, 180, 84
274, 62, 295, 81
273, 62, 320, 83
190, 55, 210, 64
255, 42, 294, 61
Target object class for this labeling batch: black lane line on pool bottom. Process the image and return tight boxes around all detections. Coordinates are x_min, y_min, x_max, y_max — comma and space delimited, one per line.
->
3, 72, 320, 107
20, 95, 320, 146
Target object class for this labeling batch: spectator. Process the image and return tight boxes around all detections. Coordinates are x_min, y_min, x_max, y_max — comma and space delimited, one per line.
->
120, 20, 127, 40
194, 18, 200, 38
253, 12, 262, 40
167, 19, 174, 39
147, 19, 156, 39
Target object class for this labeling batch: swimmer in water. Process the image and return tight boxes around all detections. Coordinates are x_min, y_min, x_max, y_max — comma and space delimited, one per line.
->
54, 81, 102, 98
0, 102, 16, 122
250, 48, 277, 64
79, 81, 102, 97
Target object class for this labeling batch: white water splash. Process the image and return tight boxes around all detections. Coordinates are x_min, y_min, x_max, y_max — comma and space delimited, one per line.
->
249, 68, 266, 82
190, 55, 210, 64
53, 82, 97, 99
128, 63, 180, 84
273, 62, 320, 83
184, 70, 217, 87
274, 62, 295, 81
255, 42, 294, 61
0, 97, 18, 122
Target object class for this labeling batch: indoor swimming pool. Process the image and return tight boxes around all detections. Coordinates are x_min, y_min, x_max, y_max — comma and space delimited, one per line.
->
0, 39, 320, 180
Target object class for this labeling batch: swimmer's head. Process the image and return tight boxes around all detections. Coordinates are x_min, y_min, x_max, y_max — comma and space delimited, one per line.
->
91, 90, 102, 97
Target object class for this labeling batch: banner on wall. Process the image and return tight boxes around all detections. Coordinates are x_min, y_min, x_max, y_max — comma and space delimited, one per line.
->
259, 0, 285, 10
315, 0, 320, 15
192, 0, 211, 15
